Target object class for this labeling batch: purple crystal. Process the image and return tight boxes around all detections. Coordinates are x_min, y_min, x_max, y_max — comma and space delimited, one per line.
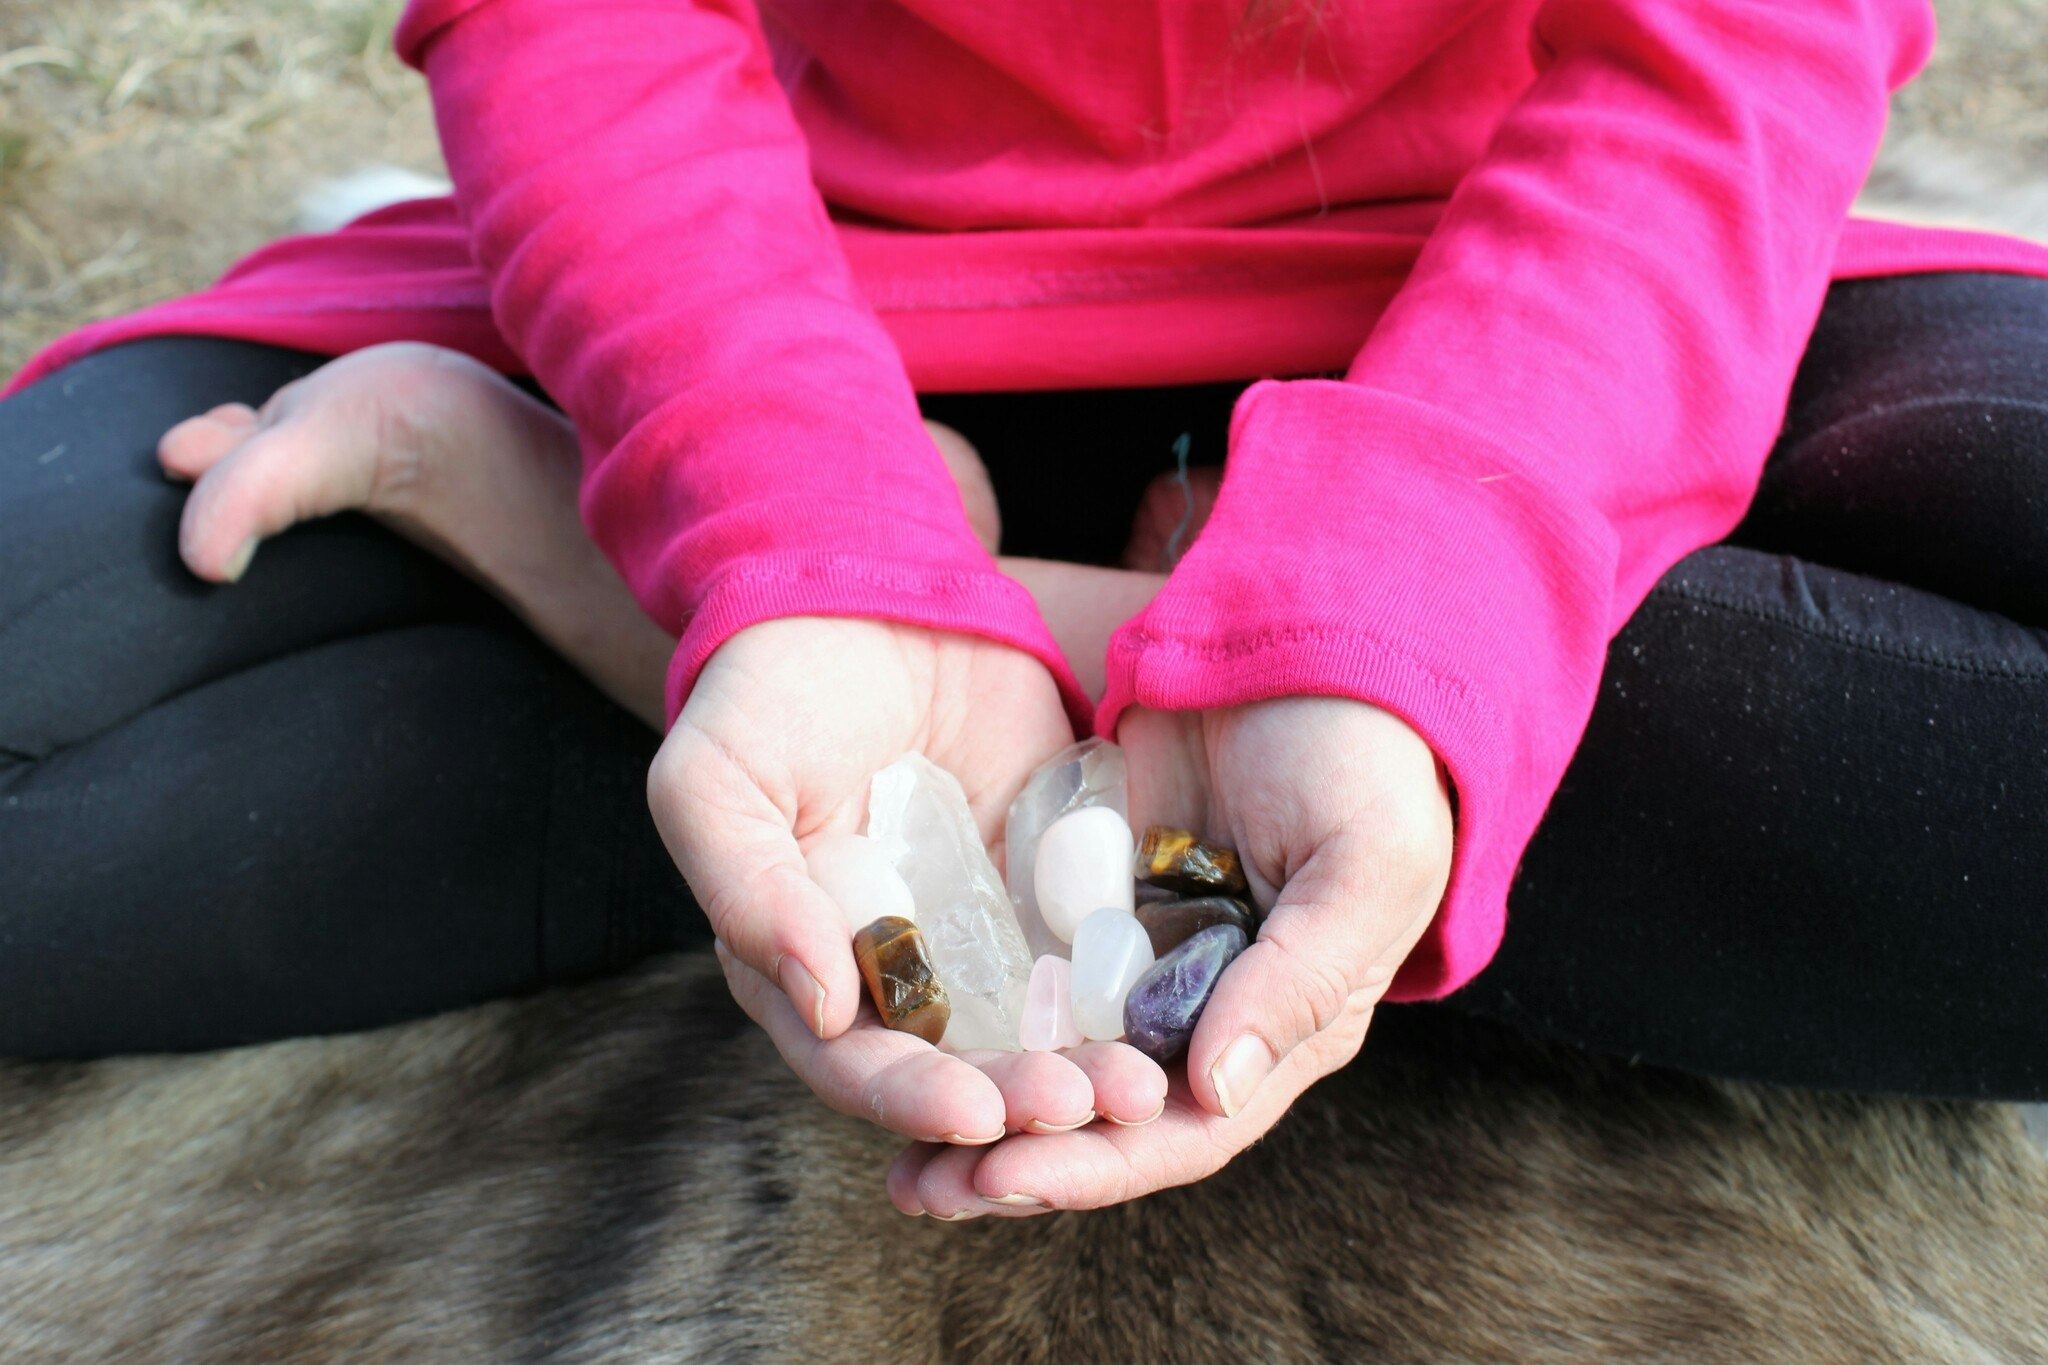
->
1121, 923, 1248, 1062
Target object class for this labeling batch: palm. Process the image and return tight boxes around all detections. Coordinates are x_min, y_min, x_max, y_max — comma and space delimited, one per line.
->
656, 616, 1172, 1156
669, 616, 1072, 859
888, 694, 1454, 1217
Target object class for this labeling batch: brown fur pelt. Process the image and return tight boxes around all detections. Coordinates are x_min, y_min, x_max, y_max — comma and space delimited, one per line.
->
1, 954, 2044, 1362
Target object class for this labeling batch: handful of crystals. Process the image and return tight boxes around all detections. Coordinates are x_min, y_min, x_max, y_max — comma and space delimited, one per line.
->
804, 741, 1256, 1063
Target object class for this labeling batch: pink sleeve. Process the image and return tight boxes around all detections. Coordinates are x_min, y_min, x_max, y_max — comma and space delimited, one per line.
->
394, 0, 1090, 730
1098, 0, 1936, 1000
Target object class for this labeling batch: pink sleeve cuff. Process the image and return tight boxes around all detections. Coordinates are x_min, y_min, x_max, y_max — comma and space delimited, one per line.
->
1098, 379, 1620, 1000
671, 550, 1094, 737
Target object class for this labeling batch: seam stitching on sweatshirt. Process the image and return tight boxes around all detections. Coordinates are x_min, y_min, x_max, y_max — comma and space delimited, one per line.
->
1110, 624, 1501, 728
1651, 582, 2048, 680
706, 559, 1020, 597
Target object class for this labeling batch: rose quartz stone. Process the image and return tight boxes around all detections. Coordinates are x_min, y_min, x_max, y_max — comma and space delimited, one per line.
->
1020, 955, 1085, 1051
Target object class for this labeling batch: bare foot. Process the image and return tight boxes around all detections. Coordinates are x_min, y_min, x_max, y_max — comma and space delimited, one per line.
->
1121, 462, 1222, 572
160, 342, 675, 726
159, 344, 1023, 726
926, 419, 1002, 554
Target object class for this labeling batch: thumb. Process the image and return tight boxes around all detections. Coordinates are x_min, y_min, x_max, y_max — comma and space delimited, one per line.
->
1183, 812, 1449, 1119
647, 723, 864, 1040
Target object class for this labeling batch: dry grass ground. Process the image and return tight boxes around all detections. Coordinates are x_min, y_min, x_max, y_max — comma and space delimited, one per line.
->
3, 0, 2047, 378
0, 0, 439, 377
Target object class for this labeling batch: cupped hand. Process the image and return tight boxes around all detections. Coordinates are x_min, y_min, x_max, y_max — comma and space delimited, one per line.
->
889, 695, 1453, 1217
656, 618, 1171, 1153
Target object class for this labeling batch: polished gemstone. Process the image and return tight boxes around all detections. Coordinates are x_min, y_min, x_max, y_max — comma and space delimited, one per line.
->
853, 916, 950, 1045
1034, 806, 1135, 943
867, 754, 1032, 1051
1134, 825, 1250, 899
805, 832, 917, 932
1133, 895, 1256, 957
1005, 739, 1128, 959
1069, 907, 1155, 1041
1020, 955, 1085, 1052
1123, 923, 1249, 1063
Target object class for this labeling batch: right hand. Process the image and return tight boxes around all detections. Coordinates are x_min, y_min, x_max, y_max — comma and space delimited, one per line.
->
653, 617, 1171, 1154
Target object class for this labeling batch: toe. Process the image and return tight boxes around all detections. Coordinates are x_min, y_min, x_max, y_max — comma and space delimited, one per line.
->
157, 405, 259, 480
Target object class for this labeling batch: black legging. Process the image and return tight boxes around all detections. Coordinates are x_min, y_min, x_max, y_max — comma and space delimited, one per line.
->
2, 273, 2044, 1099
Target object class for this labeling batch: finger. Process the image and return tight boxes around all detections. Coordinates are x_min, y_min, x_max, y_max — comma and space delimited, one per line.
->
1186, 819, 1446, 1120
157, 403, 259, 481
1061, 1041, 1169, 1126
963, 1051, 1333, 1211
716, 942, 1008, 1144
176, 417, 379, 581
960, 1050, 1096, 1134
911, 1139, 1055, 1220
886, 1141, 944, 1216
650, 726, 865, 1038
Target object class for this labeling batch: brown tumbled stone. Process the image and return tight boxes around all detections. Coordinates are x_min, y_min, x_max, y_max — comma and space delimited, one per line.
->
1134, 895, 1257, 957
852, 916, 950, 1045
1134, 826, 1249, 899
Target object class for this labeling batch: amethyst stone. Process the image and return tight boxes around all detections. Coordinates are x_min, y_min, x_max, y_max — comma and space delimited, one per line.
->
1122, 923, 1249, 1063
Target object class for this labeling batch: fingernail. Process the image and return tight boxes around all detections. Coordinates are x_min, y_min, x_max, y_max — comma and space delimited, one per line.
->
1022, 1111, 1094, 1135
933, 1211, 979, 1223
1210, 1035, 1276, 1119
223, 539, 257, 583
983, 1192, 1044, 1208
778, 956, 827, 1038
941, 1131, 1005, 1146
1106, 1100, 1167, 1128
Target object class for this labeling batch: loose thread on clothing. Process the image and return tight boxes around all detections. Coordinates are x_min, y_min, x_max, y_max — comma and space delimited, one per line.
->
1164, 431, 1194, 569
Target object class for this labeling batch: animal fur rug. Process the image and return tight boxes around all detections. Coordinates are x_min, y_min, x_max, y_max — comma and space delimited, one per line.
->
1, 956, 2044, 1361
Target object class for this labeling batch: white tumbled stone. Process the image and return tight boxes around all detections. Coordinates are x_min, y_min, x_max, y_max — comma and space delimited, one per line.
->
1034, 806, 1136, 943
805, 833, 916, 933
867, 754, 1033, 1051
1020, 955, 1085, 1052
1069, 907, 1155, 1041
1005, 739, 1129, 959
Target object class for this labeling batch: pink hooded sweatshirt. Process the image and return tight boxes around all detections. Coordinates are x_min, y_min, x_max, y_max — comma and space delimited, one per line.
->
14, 0, 2048, 1001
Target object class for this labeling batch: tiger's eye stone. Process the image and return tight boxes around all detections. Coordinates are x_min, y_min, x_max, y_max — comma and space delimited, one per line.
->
1134, 826, 1250, 899
1122, 923, 1249, 1063
852, 916, 950, 1045
1133, 895, 1256, 957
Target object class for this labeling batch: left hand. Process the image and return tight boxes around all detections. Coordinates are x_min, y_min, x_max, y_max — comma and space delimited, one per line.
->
887, 694, 1454, 1217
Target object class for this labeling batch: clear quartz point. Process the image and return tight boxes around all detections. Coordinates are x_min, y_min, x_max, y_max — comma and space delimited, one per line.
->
867, 754, 1033, 1051
1004, 739, 1129, 959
